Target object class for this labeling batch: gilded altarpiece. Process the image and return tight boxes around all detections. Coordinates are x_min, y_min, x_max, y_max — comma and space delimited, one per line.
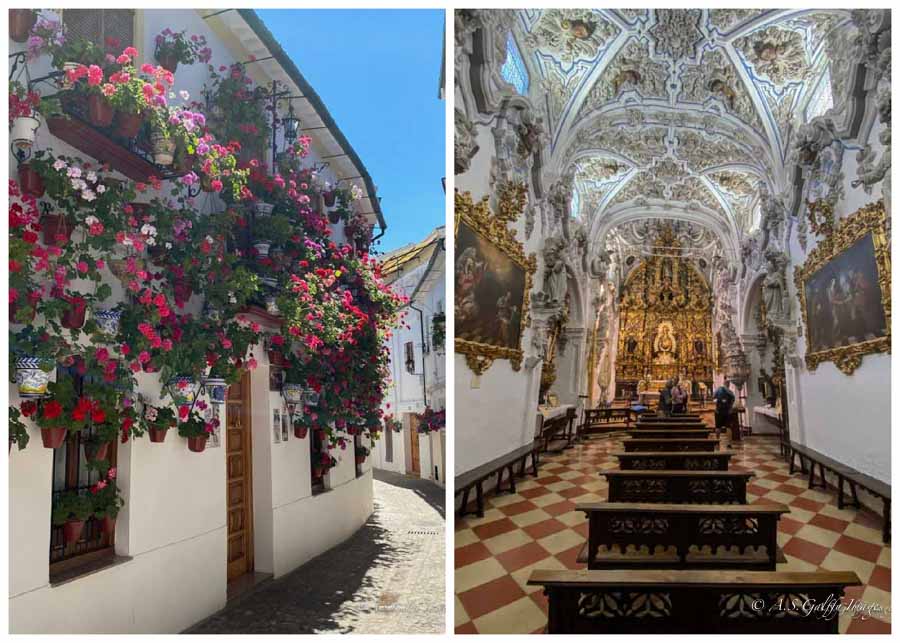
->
615, 229, 714, 389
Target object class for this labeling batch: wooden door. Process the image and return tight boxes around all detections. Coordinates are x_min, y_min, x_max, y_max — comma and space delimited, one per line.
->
408, 414, 421, 475
226, 373, 253, 582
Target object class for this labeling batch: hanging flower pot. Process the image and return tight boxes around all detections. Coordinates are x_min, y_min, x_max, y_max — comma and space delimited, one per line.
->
167, 376, 196, 406
17, 163, 44, 198
314, 429, 327, 442
187, 435, 208, 453
323, 190, 337, 207
282, 383, 304, 404
94, 309, 122, 336
254, 201, 274, 218
15, 357, 53, 398
148, 426, 169, 443
101, 515, 116, 535
62, 519, 85, 545
303, 389, 321, 407
253, 241, 272, 258
10, 115, 40, 153
268, 348, 287, 367
61, 296, 87, 330
294, 425, 308, 439
173, 278, 192, 307
355, 454, 366, 465
87, 94, 115, 128
41, 214, 74, 246
9, 9, 37, 42
155, 48, 179, 74
328, 210, 341, 225
150, 130, 176, 165
41, 427, 67, 449
84, 441, 110, 462
203, 377, 227, 404
113, 110, 144, 139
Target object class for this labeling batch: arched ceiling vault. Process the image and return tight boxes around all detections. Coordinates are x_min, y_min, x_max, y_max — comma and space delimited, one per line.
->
512, 8, 850, 247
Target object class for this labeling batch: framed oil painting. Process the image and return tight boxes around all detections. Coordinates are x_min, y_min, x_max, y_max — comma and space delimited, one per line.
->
454, 188, 535, 375
795, 200, 890, 375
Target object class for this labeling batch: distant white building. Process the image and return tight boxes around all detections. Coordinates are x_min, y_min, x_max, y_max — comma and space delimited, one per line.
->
374, 228, 446, 486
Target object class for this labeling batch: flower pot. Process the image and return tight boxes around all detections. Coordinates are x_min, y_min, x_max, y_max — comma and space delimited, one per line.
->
173, 279, 192, 307
328, 210, 341, 225
41, 427, 67, 449
254, 201, 274, 218
87, 94, 115, 128
323, 190, 336, 207
167, 376, 196, 406
312, 466, 324, 478
10, 115, 40, 153
204, 377, 227, 404
9, 9, 37, 42
253, 241, 272, 258
114, 110, 144, 139
150, 131, 176, 166
268, 349, 287, 367
62, 519, 85, 545
84, 441, 110, 462
355, 455, 366, 465
294, 425, 308, 439
282, 383, 304, 404
101, 515, 116, 535
61, 297, 87, 330
15, 357, 53, 398
156, 49, 179, 74
148, 427, 169, 443
94, 309, 122, 336
314, 429, 327, 442
41, 214, 74, 246
59, 62, 81, 90
264, 295, 279, 316
187, 435, 208, 453
17, 163, 44, 198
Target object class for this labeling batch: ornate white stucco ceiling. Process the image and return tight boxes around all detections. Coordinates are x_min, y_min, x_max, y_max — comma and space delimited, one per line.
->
513, 8, 850, 239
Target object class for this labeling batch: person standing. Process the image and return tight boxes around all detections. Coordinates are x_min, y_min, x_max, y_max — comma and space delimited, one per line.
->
713, 380, 735, 436
659, 380, 673, 417
672, 380, 687, 414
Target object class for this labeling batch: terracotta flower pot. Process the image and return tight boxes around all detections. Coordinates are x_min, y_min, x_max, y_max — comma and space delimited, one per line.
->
268, 349, 287, 366
312, 466, 324, 478
114, 110, 144, 139
148, 427, 169, 443
101, 515, 116, 535
323, 191, 336, 207
9, 9, 36, 43
42, 214, 74, 246
84, 441, 110, 462
355, 455, 366, 465
156, 50, 179, 74
150, 131, 176, 165
87, 94, 115, 128
173, 279, 192, 307
17, 163, 44, 198
41, 427, 67, 449
294, 425, 308, 439
328, 210, 341, 225
62, 519, 85, 545
187, 435, 208, 453
61, 297, 87, 329
315, 429, 327, 442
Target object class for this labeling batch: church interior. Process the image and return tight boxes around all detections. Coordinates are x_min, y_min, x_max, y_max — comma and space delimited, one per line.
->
454, 9, 890, 634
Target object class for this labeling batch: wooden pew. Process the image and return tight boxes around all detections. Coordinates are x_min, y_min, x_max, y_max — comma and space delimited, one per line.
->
583, 407, 633, 433
539, 408, 577, 452
575, 502, 789, 570
602, 470, 751, 504
638, 415, 702, 423
635, 420, 706, 429
455, 443, 537, 518
626, 429, 712, 440
527, 569, 861, 634
613, 450, 735, 471
622, 438, 719, 452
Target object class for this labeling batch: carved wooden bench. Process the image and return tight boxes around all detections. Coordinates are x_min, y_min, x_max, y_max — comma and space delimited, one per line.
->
613, 450, 735, 471
790, 441, 891, 543
574, 502, 788, 570
583, 407, 633, 433
622, 438, 719, 452
601, 470, 751, 504
638, 416, 703, 424
527, 569, 861, 633
540, 408, 577, 452
455, 442, 538, 518
627, 429, 713, 440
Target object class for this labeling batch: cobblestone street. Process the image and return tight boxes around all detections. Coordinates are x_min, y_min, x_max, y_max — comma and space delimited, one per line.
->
187, 470, 445, 634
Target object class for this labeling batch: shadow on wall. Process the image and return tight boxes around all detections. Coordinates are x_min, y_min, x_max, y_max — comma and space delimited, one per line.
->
374, 468, 445, 520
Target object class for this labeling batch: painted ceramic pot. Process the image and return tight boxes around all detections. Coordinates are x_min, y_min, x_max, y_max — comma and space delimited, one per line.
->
167, 376, 196, 406
204, 377, 228, 404
15, 357, 53, 398
94, 309, 122, 336
282, 383, 304, 405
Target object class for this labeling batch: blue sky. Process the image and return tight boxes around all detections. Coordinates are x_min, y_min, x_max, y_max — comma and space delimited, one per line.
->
258, 9, 446, 253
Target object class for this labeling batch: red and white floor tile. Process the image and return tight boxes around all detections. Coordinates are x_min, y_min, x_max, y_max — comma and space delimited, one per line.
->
455, 426, 891, 634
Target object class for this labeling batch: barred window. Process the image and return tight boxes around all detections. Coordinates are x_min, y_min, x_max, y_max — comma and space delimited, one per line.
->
62, 9, 135, 50
501, 34, 529, 96
404, 341, 416, 374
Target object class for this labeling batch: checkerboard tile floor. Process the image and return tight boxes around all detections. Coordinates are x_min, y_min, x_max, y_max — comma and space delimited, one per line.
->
455, 426, 891, 634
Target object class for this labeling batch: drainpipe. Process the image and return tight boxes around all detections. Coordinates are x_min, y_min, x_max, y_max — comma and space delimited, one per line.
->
409, 304, 428, 408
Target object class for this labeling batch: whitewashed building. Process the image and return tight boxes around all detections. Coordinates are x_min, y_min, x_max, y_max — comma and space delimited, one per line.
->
9, 8, 387, 633
373, 227, 446, 486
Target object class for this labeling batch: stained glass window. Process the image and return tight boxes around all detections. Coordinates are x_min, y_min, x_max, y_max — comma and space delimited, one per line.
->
806, 69, 834, 120
571, 187, 581, 218
501, 34, 529, 96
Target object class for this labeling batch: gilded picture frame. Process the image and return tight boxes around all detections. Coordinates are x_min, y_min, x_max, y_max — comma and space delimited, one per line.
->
454, 186, 536, 376
794, 199, 891, 375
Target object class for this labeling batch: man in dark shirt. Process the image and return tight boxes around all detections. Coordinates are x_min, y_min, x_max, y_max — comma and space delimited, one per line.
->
713, 380, 736, 436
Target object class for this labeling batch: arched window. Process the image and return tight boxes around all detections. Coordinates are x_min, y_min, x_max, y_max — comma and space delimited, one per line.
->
805, 68, 834, 121
501, 34, 529, 96
571, 187, 581, 219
